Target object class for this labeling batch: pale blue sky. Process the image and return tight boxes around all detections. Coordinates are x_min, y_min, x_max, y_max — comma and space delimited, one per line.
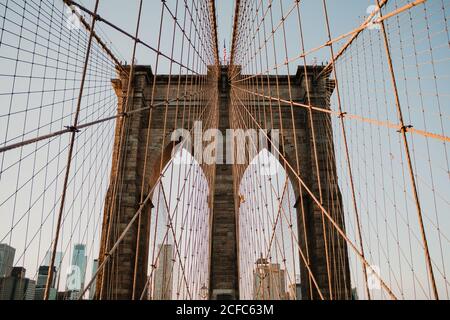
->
78, 0, 376, 69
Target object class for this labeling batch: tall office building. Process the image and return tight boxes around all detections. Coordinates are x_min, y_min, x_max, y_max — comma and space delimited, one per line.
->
0, 244, 15, 278
37, 266, 57, 288
44, 250, 63, 282
68, 244, 87, 290
89, 259, 99, 300
34, 265, 57, 300
152, 244, 173, 300
0, 267, 35, 300
65, 244, 87, 299
288, 283, 302, 300
253, 258, 288, 300
287, 274, 302, 300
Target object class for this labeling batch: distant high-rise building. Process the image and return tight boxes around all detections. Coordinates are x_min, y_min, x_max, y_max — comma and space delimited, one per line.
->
34, 266, 57, 300
89, 259, 99, 300
0, 244, 15, 278
11, 267, 25, 278
65, 244, 87, 300
67, 244, 87, 291
0, 267, 35, 300
287, 274, 302, 300
351, 287, 359, 300
37, 265, 56, 288
56, 290, 79, 300
68, 290, 81, 300
44, 250, 63, 282
288, 283, 302, 300
152, 244, 173, 300
253, 258, 287, 300
57, 291, 68, 301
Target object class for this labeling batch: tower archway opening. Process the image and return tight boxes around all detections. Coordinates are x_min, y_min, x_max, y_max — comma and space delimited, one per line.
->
147, 147, 210, 300
238, 149, 301, 300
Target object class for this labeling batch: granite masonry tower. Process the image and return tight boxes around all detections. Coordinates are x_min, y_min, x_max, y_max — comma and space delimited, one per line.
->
95, 65, 351, 300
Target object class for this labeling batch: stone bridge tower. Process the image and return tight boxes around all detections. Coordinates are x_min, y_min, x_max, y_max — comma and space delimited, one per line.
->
96, 65, 351, 300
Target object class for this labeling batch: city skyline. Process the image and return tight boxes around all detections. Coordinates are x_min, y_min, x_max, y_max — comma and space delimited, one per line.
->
0, 242, 97, 300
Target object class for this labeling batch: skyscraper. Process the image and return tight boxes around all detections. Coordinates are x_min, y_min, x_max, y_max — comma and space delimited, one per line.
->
37, 266, 56, 288
253, 258, 287, 300
34, 265, 57, 300
288, 283, 302, 300
0, 267, 35, 300
152, 244, 173, 300
44, 251, 62, 274
66, 244, 87, 299
44, 250, 63, 289
351, 287, 359, 300
89, 259, 99, 300
0, 244, 15, 278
